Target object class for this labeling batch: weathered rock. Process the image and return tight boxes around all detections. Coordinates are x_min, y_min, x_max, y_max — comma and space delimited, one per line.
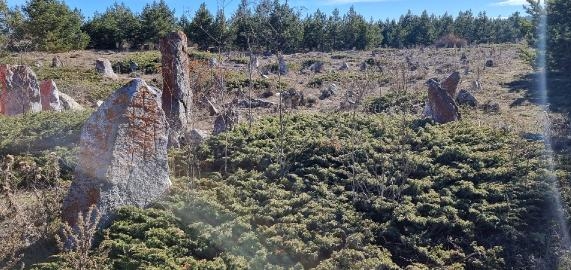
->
282, 88, 305, 108
278, 55, 288, 75
51, 56, 63, 68
160, 31, 192, 147
96, 100, 104, 107
460, 52, 467, 61
309, 61, 325, 73
236, 98, 275, 108
481, 101, 500, 113
0, 65, 42, 116
339, 62, 349, 71
95, 58, 118, 79
320, 84, 337, 100
425, 79, 460, 124
62, 78, 170, 227
485, 59, 494, 67
359, 62, 368, 72
441, 71, 461, 97
39, 80, 62, 112
59, 92, 84, 111
213, 109, 239, 135
186, 129, 209, 145
456, 89, 478, 107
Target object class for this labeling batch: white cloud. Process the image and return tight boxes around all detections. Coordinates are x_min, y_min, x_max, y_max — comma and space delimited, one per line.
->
492, 0, 528, 6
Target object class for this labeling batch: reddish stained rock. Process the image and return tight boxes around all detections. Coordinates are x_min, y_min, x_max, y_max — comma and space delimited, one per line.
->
62, 78, 171, 227
39, 80, 62, 111
440, 71, 461, 98
0, 64, 42, 116
426, 78, 461, 124
160, 31, 192, 147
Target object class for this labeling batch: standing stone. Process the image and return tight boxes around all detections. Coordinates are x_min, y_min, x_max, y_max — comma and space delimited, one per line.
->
39, 80, 62, 112
278, 55, 288, 75
51, 56, 63, 68
485, 59, 494, 68
0, 65, 42, 116
62, 79, 171, 227
339, 62, 349, 71
471, 80, 482, 91
160, 31, 192, 147
440, 71, 461, 98
95, 58, 118, 79
59, 92, 84, 111
425, 79, 460, 124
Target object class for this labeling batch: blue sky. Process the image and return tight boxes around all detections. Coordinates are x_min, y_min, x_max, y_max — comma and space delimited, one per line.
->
6, 0, 529, 21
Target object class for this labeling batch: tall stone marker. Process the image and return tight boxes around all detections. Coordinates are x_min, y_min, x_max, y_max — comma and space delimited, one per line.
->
160, 31, 192, 147
63, 79, 171, 227
0, 65, 42, 116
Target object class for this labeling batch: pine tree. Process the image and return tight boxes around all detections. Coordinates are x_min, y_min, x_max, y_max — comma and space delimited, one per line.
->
83, 3, 140, 49
138, 0, 176, 46
186, 3, 214, 50
22, 0, 89, 52
545, 0, 571, 72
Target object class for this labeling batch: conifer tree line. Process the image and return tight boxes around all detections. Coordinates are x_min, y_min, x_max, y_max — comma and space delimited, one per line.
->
0, 0, 531, 53
0, 0, 569, 72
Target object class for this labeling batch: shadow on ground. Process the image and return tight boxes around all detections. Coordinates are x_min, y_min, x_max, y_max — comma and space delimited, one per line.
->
504, 72, 571, 115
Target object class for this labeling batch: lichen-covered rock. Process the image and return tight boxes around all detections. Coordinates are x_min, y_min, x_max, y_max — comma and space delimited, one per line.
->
95, 58, 118, 79
0, 65, 42, 116
309, 61, 325, 73
425, 79, 460, 124
62, 78, 171, 227
160, 31, 192, 147
39, 80, 63, 112
59, 92, 84, 111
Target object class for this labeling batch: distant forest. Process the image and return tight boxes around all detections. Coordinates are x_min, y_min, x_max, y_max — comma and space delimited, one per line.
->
0, 0, 531, 53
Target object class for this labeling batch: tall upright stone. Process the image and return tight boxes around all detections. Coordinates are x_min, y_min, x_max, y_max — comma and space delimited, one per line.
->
160, 31, 192, 147
62, 79, 171, 227
441, 71, 461, 98
425, 79, 460, 124
0, 65, 42, 116
39, 80, 63, 112
95, 58, 118, 79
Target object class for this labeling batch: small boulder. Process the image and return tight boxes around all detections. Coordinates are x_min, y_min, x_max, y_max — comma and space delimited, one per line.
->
471, 80, 482, 91
51, 56, 63, 68
282, 88, 304, 108
481, 101, 500, 113
59, 92, 84, 111
95, 58, 118, 79
309, 61, 325, 73
62, 78, 170, 227
213, 109, 239, 135
485, 59, 494, 68
320, 84, 337, 100
129, 61, 138, 73
39, 80, 63, 112
456, 89, 478, 107
236, 98, 275, 108
339, 62, 349, 71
